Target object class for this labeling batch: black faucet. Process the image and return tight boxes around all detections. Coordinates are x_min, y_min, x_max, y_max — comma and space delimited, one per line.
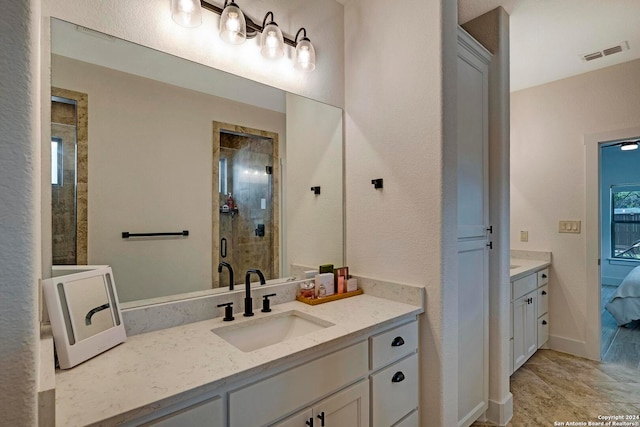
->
244, 269, 266, 317
217, 262, 234, 290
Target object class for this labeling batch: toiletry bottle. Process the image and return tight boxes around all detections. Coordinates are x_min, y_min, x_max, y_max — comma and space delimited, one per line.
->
227, 193, 235, 210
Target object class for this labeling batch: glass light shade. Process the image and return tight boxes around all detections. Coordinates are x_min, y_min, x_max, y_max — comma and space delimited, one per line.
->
219, 3, 247, 45
621, 142, 639, 151
171, 0, 202, 28
260, 23, 285, 59
295, 38, 316, 72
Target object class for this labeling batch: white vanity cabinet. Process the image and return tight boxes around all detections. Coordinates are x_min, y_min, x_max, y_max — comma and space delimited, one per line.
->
228, 318, 419, 427
511, 268, 550, 374
273, 380, 369, 427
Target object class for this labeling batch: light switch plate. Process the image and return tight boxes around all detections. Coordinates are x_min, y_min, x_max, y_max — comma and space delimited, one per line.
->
559, 220, 581, 234
520, 231, 528, 242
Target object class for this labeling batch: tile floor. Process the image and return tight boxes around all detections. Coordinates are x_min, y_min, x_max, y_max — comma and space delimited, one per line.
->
473, 349, 640, 426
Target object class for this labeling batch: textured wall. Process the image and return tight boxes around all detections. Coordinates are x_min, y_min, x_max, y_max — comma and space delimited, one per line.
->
511, 58, 640, 355
344, 0, 459, 425
0, 0, 40, 423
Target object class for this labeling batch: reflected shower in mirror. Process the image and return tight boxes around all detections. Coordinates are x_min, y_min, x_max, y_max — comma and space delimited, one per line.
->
49, 18, 344, 306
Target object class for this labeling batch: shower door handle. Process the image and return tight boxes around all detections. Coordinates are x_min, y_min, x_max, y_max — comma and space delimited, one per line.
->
220, 238, 227, 258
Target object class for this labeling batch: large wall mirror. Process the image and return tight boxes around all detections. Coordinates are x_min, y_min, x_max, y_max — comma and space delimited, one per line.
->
49, 18, 344, 306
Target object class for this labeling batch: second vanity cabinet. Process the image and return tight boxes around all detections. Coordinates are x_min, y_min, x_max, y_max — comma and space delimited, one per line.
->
511, 267, 549, 374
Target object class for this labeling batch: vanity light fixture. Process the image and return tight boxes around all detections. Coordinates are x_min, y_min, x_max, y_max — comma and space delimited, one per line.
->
260, 12, 285, 59
294, 28, 316, 72
620, 140, 639, 151
171, 0, 203, 28
218, 0, 247, 45
171, 1, 316, 70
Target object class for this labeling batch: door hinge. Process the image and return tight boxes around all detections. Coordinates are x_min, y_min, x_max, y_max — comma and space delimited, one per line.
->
486, 225, 493, 234
487, 241, 493, 250
598, 258, 601, 266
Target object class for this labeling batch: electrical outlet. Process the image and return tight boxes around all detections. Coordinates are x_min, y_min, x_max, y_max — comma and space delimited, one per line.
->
559, 220, 581, 234
520, 231, 528, 242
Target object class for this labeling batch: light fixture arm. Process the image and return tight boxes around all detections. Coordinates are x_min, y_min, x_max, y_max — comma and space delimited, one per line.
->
262, 11, 275, 28
201, 0, 297, 46
295, 27, 309, 44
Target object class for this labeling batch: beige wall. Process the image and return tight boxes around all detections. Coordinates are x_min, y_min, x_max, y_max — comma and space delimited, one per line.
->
344, 0, 459, 424
52, 55, 286, 302
511, 58, 640, 355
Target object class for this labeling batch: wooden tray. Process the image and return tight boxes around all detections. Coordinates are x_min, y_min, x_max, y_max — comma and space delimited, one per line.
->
296, 288, 363, 305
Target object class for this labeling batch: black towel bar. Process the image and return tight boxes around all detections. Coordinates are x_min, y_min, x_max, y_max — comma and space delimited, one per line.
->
122, 230, 189, 239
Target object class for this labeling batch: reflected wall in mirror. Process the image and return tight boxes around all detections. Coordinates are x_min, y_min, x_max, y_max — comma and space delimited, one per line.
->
49, 18, 344, 306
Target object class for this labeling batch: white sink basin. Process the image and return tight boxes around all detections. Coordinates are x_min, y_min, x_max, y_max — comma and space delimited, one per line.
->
212, 310, 334, 352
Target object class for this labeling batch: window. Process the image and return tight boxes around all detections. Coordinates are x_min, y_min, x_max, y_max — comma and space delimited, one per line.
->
219, 158, 227, 195
611, 185, 640, 259
51, 138, 63, 185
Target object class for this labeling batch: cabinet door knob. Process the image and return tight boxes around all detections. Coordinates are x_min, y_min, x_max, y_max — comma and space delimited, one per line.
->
317, 411, 325, 427
542, 274, 547, 279
542, 320, 548, 325
391, 336, 405, 347
306, 417, 314, 427
541, 290, 547, 295
392, 371, 406, 383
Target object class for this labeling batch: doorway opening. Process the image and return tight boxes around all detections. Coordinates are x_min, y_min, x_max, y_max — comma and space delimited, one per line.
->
599, 138, 640, 368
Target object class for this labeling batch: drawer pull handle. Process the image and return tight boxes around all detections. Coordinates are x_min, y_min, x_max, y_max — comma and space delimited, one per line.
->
392, 371, 406, 383
306, 418, 314, 426
542, 320, 548, 325
391, 336, 405, 347
542, 273, 547, 279
317, 411, 325, 426
541, 290, 547, 295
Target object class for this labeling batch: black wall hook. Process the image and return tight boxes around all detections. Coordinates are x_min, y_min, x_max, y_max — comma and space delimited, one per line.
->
371, 178, 383, 189
311, 186, 321, 195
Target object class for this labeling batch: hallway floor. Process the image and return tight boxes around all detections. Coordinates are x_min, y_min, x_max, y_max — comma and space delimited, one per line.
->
473, 349, 640, 426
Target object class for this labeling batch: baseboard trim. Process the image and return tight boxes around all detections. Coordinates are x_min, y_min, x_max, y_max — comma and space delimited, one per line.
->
485, 393, 513, 426
548, 335, 590, 359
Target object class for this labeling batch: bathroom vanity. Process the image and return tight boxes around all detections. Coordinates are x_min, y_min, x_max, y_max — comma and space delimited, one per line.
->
52, 293, 422, 426
509, 251, 552, 374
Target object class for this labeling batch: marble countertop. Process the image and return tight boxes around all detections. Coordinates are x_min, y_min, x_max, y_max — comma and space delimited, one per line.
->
510, 258, 551, 281
55, 294, 423, 426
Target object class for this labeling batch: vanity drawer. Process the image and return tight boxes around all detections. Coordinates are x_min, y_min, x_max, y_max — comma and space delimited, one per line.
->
143, 396, 224, 427
371, 353, 419, 427
537, 268, 549, 286
537, 284, 549, 317
512, 273, 537, 300
229, 341, 368, 427
537, 313, 549, 348
370, 320, 418, 370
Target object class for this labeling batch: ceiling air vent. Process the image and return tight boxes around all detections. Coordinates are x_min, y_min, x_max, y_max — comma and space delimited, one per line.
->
581, 41, 630, 62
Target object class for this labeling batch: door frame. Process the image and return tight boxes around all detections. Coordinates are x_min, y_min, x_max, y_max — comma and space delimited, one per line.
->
584, 124, 640, 360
